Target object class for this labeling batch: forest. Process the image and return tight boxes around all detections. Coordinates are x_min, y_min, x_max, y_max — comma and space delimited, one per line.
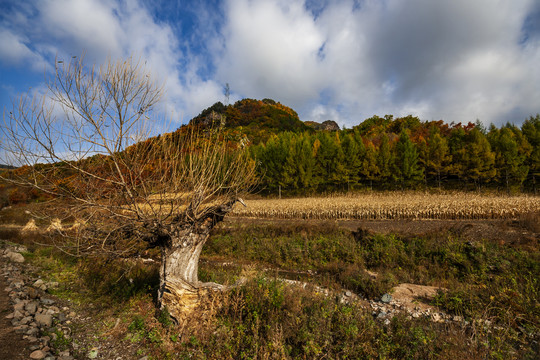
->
250, 113, 540, 194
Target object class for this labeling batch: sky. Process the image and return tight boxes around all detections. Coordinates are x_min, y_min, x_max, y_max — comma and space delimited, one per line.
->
1, 0, 540, 129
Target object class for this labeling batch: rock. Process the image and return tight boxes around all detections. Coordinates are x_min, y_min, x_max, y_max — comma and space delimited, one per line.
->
6, 251, 25, 263
13, 302, 25, 311
33, 279, 45, 287
26, 327, 39, 336
35, 313, 53, 327
26, 301, 39, 314
41, 298, 56, 306
29, 350, 46, 359
25, 336, 39, 342
20, 316, 32, 325
13, 310, 24, 319
381, 293, 393, 304
27, 287, 40, 299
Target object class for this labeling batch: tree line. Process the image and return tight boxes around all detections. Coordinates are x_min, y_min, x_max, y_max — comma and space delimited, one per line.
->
250, 114, 540, 194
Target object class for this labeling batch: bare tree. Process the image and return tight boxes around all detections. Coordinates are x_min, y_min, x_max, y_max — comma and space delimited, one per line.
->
0, 56, 256, 320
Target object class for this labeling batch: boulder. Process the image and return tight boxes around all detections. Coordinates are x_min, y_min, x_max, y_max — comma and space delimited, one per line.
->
25, 301, 38, 314
6, 251, 25, 263
35, 313, 53, 327
29, 350, 46, 359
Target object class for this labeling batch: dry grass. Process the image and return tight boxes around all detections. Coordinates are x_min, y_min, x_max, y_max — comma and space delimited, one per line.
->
231, 192, 540, 220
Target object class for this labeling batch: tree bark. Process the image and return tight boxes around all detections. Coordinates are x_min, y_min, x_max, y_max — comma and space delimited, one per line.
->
156, 201, 238, 321
158, 229, 210, 321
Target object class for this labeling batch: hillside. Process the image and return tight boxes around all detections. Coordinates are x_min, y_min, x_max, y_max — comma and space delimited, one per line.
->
188, 98, 312, 144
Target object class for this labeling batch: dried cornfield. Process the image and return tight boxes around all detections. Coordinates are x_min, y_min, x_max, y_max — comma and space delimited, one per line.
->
231, 192, 540, 220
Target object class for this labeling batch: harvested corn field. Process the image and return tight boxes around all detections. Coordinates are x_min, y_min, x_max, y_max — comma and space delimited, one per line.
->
231, 192, 540, 220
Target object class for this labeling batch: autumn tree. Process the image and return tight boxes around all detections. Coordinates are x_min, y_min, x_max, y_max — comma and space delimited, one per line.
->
361, 141, 379, 190
461, 128, 496, 190
489, 125, 530, 193
393, 130, 424, 189
425, 126, 452, 189
376, 134, 394, 186
522, 115, 540, 193
0, 56, 256, 321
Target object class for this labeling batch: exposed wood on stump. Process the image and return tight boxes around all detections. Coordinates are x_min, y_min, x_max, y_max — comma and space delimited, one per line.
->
157, 201, 237, 322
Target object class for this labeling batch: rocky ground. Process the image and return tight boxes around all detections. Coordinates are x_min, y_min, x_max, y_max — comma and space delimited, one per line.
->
0, 243, 149, 360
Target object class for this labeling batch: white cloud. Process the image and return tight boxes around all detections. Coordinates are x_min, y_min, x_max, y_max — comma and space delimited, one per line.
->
214, 0, 540, 126
1, 0, 225, 126
1, 0, 539, 128
0, 28, 50, 71
217, 0, 326, 104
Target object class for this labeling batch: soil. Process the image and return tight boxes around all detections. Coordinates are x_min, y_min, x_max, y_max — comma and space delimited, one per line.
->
0, 265, 31, 360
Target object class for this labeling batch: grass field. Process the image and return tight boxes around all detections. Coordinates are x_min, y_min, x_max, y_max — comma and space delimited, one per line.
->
232, 192, 540, 220
1, 193, 538, 359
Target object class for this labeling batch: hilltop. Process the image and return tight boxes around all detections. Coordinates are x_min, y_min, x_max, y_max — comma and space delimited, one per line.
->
189, 98, 317, 144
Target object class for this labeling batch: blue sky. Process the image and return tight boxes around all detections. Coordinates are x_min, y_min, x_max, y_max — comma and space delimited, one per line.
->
1, 0, 540, 129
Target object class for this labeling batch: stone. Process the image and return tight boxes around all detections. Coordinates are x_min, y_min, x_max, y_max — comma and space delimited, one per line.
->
20, 316, 32, 325
35, 313, 53, 327
45, 309, 56, 316
28, 287, 40, 299
6, 251, 25, 263
29, 350, 46, 359
41, 298, 56, 306
26, 327, 39, 336
381, 293, 393, 304
13, 310, 24, 319
13, 301, 25, 312
33, 279, 44, 287
26, 301, 39, 314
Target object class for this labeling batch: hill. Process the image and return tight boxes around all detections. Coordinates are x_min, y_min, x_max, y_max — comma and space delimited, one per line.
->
189, 98, 312, 144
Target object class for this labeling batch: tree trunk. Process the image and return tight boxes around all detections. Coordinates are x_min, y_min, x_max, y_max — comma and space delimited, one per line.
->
156, 201, 238, 321
157, 229, 207, 321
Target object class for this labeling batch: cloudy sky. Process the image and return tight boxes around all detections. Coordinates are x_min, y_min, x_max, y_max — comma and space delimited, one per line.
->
1, 0, 539, 128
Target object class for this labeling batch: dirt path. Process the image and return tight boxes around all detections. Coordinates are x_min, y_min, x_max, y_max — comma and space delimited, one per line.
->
0, 260, 31, 360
